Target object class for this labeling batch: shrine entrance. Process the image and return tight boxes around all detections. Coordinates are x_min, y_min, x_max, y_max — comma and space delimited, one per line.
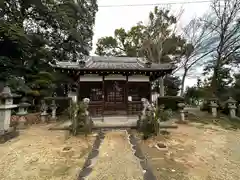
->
104, 80, 126, 115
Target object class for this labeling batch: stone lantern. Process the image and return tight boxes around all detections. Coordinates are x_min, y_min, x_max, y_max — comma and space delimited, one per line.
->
16, 97, 31, 129
0, 86, 18, 131
17, 97, 31, 116
178, 102, 186, 122
226, 97, 237, 118
209, 98, 218, 117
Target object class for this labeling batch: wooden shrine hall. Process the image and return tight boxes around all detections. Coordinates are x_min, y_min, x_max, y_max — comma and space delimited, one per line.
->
51, 56, 175, 117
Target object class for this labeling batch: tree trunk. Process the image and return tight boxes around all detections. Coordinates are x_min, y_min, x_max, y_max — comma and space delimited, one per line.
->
159, 77, 164, 97
211, 68, 218, 97
180, 69, 188, 97
211, 56, 221, 97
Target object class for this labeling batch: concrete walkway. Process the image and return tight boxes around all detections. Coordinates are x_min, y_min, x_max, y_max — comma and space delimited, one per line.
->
87, 131, 144, 180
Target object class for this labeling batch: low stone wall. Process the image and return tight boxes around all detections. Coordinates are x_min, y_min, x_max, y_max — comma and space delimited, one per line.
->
10, 113, 41, 126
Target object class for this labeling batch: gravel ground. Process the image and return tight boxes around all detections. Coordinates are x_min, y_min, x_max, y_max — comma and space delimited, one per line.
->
88, 131, 144, 180
139, 123, 240, 180
0, 124, 95, 180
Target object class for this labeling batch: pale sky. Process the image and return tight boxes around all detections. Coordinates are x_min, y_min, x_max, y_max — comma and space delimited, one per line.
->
91, 0, 212, 88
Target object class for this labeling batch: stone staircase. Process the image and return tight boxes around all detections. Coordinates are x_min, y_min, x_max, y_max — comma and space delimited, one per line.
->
49, 115, 139, 130
92, 115, 138, 128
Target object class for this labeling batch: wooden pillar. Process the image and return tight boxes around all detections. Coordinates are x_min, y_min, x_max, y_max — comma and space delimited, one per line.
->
77, 75, 80, 102
102, 75, 105, 121
149, 80, 152, 103
126, 75, 129, 116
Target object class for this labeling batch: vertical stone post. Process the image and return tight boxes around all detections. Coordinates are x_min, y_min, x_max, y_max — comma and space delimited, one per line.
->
226, 97, 237, 119
40, 100, 48, 123
178, 103, 186, 122
50, 100, 57, 120
209, 100, 218, 117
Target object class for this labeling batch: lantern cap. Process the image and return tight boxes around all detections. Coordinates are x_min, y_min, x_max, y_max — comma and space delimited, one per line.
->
226, 97, 237, 103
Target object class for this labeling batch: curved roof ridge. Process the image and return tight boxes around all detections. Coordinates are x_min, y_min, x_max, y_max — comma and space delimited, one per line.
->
91, 56, 138, 63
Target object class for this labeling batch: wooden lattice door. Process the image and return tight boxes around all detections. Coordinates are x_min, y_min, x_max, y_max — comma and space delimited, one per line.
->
104, 80, 126, 114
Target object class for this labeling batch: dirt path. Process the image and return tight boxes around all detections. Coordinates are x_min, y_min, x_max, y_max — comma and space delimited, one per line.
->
88, 131, 144, 180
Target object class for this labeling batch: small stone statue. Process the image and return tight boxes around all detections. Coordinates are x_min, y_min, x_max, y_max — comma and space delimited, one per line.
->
83, 98, 90, 116
82, 98, 92, 134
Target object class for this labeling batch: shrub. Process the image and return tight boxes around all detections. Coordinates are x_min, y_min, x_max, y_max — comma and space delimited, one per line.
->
158, 96, 184, 111
69, 101, 93, 136
141, 108, 171, 139
142, 111, 159, 139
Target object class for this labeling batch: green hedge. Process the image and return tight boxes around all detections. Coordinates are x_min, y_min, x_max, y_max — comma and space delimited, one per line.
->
157, 96, 184, 111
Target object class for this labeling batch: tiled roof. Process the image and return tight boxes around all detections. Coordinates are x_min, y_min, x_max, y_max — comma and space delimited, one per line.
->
50, 56, 175, 71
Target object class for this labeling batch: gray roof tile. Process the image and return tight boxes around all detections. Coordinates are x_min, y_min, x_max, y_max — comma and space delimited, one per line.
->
51, 56, 174, 71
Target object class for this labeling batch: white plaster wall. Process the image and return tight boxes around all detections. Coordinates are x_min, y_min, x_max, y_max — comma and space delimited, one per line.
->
128, 75, 149, 82
80, 75, 102, 81
79, 75, 149, 81
105, 75, 126, 80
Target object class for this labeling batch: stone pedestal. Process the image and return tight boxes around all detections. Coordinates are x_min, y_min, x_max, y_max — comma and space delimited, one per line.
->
226, 97, 237, 119
209, 100, 218, 117
17, 116, 27, 129
52, 108, 57, 119
40, 111, 48, 123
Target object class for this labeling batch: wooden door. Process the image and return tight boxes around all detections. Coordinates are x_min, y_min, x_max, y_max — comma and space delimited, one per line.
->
104, 80, 126, 115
